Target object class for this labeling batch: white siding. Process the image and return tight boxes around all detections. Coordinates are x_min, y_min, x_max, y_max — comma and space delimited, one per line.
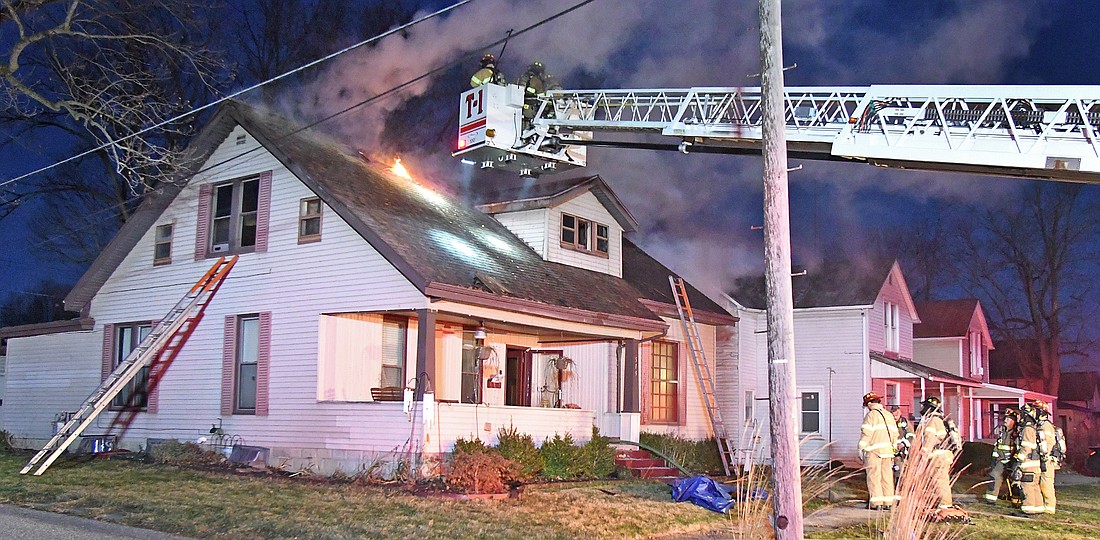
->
3, 331, 100, 445
546, 192, 623, 277
491, 208, 548, 257
72, 125, 427, 459
913, 338, 964, 376
868, 265, 916, 359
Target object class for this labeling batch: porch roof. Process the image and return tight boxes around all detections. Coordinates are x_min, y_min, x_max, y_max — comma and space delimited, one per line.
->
870, 353, 983, 388
971, 382, 1057, 402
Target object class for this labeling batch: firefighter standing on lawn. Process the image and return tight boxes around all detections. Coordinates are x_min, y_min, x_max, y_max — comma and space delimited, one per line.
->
1017, 400, 1059, 515
984, 407, 1019, 505
858, 392, 900, 509
919, 396, 959, 509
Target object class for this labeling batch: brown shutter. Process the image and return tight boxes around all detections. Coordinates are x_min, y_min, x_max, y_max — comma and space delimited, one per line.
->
255, 171, 272, 253
146, 319, 162, 414
101, 323, 115, 381
677, 342, 688, 427
195, 183, 212, 260
221, 315, 237, 415
255, 311, 272, 416
640, 342, 651, 425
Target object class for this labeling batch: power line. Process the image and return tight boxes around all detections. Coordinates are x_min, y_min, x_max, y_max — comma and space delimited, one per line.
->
0, 0, 474, 192
0, 0, 599, 289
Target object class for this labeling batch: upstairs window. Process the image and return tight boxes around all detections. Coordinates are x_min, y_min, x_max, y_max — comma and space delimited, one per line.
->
884, 301, 900, 352
154, 223, 173, 265
969, 331, 984, 376
560, 213, 609, 257
298, 197, 323, 243
196, 172, 270, 260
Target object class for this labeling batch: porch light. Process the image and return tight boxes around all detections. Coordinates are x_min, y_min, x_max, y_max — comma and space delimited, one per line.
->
474, 326, 488, 340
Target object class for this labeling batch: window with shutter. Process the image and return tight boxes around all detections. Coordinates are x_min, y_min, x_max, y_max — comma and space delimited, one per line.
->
110, 322, 152, 410
236, 315, 260, 413
201, 172, 270, 257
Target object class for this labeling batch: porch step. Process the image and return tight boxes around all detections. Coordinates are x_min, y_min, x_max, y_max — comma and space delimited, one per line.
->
615, 448, 683, 483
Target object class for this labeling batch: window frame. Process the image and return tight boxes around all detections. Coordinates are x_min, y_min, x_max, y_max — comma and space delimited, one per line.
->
235, 314, 260, 414
560, 212, 610, 258
649, 340, 679, 424
885, 382, 900, 407
153, 222, 174, 266
970, 331, 984, 376
298, 197, 323, 244
884, 301, 900, 352
380, 316, 408, 388
209, 175, 261, 256
800, 391, 821, 434
110, 321, 153, 411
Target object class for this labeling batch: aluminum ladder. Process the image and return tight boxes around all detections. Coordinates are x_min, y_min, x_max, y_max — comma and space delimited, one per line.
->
669, 275, 735, 476
20, 256, 238, 475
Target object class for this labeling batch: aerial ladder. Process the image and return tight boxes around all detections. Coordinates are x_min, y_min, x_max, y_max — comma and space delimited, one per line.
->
669, 276, 736, 476
20, 256, 237, 476
456, 83, 1100, 183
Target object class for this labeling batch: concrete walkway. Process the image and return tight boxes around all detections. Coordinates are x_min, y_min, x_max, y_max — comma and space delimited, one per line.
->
0, 505, 193, 540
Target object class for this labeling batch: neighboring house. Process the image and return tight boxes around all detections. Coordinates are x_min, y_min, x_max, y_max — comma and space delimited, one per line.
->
1056, 371, 1100, 470
913, 299, 994, 439
724, 259, 926, 465
0, 101, 736, 475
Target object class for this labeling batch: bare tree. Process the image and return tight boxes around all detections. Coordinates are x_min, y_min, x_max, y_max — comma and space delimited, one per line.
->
0, 0, 225, 195
953, 184, 1100, 396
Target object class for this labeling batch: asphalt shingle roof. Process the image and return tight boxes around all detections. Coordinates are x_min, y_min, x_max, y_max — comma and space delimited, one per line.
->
914, 299, 979, 338
728, 258, 894, 310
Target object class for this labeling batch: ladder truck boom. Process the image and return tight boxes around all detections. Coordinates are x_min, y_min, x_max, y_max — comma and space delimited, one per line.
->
455, 83, 1100, 183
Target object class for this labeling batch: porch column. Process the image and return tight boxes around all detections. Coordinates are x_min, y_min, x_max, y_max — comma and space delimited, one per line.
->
622, 338, 640, 413
415, 309, 436, 401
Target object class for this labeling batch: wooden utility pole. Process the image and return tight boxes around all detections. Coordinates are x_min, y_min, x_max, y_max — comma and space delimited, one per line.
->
759, 0, 804, 537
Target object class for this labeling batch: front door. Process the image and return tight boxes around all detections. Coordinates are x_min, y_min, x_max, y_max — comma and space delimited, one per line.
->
505, 347, 531, 406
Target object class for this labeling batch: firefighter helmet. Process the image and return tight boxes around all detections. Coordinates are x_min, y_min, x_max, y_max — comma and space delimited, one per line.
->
1020, 403, 1038, 424
1031, 399, 1050, 413
480, 54, 496, 67
1002, 407, 1020, 421
862, 392, 882, 406
920, 396, 942, 416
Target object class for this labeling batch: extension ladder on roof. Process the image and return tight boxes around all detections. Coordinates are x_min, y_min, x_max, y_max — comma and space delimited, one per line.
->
20, 256, 238, 476
669, 275, 736, 477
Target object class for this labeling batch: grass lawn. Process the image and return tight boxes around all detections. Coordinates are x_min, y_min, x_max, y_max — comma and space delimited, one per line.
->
2, 451, 1099, 539
0, 452, 731, 539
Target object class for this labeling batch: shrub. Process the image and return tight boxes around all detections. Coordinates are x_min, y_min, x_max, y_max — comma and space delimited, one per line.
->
149, 440, 225, 466
576, 427, 617, 479
446, 451, 520, 494
452, 436, 491, 456
540, 433, 581, 480
0, 430, 13, 452
638, 432, 722, 473
496, 425, 542, 480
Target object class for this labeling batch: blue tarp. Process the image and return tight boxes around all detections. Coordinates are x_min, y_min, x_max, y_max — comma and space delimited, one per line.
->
670, 476, 770, 514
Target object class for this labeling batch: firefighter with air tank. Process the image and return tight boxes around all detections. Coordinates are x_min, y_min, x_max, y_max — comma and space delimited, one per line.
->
858, 392, 900, 509
919, 396, 960, 509
1014, 400, 1061, 515
984, 407, 1020, 505
889, 405, 914, 485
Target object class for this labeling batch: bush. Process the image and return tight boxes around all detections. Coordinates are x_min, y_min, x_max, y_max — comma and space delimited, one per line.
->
452, 436, 491, 456
0, 430, 13, 452
540, 433, 581, 480
149, 440, 225, 466
496, 425, 542, 480
576, 427, 617, 479
638, 432, 722, 473
446, 451, 520, 494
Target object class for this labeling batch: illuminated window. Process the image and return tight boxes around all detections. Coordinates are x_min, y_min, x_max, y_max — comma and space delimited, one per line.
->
649, 341, 679, 423
298, 197, 322, 243
154, 223, 173, 265
801, 392, 820, 433
560, 213, 610, 257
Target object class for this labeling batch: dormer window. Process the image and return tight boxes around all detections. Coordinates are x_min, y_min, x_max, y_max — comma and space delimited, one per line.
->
561, 213, 609, 257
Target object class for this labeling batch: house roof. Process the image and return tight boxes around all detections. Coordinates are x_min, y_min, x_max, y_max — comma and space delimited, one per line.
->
65, 101, 724, 332
871, 352, 984, 387
728, 257, 896, 310
989, 339, 1040, 380
913, 299, 979, 338
620, 238, 735, 325
1059, 371, 1100, 402
475, 175, 639, 232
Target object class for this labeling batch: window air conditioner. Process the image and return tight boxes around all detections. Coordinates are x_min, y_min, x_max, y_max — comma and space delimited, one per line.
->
212, 243, 229, 253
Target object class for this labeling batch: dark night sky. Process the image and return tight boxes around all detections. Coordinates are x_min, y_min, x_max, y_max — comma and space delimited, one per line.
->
2, 0, 1099, 369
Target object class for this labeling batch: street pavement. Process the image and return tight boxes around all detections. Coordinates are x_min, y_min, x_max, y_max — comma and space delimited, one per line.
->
0, 505, 193, 540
